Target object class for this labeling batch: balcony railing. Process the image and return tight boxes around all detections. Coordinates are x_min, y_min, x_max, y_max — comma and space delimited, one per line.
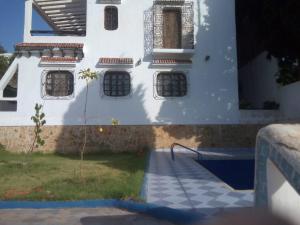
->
31, 30, 86, 37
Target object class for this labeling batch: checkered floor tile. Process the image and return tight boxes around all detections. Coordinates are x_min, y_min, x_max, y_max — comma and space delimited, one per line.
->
144, 149, 254, 218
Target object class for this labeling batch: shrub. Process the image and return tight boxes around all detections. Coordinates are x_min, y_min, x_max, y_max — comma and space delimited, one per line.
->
276, 58, 300, 86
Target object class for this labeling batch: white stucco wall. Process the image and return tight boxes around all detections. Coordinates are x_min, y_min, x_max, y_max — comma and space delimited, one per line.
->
239, 109, 282, 124
239, 52, 280, 109
267, 159, 300, 225
280, 81, 300, 120
0, 0, 240, 126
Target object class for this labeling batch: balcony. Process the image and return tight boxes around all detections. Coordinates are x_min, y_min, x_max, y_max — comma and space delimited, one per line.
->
152, 48, 194, 57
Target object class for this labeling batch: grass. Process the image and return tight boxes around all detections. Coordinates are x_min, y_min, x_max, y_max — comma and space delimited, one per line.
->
0, 149, 147, 201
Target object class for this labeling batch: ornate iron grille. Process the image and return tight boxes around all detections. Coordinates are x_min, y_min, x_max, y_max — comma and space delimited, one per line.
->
103, 71, 131, 97
156, 72, 187, 97
45, 71, 74, 97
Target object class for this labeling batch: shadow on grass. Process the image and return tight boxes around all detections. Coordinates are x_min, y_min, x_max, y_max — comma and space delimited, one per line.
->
53, 150, 149, 174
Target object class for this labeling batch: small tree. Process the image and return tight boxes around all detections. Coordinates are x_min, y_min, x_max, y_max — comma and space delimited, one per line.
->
78, 69, 98, 175
29, 104, 46, 153
111, 118, 119, 126
0, 56, 10, 78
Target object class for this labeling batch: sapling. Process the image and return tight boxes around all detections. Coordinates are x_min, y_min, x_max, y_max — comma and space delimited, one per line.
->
78, 69, 98, 176
29, 103, 46, 153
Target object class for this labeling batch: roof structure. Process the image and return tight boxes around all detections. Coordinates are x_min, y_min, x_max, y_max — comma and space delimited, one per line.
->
15, 43, 84, 49
152, 58, 192, 65
15, 43, 84, 58
33, 0, 87, 34
99, 57, 134, 65
41, 56, 80, 63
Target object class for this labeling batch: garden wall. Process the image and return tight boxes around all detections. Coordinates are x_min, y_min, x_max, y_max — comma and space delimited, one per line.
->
239, 52, 280, 109
280, 81, 300, 120
0, 124, 264, 153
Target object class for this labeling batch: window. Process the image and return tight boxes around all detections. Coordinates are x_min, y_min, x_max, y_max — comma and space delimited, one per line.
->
45, 71, 74, 97
105, 6, 118, 30
103, 71, 131, 97
156, 72, 187, 97
163, 9, 182, 48
0, 101, 17, 112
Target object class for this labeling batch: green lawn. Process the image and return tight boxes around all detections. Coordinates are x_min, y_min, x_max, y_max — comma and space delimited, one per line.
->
0, 149, 147, 201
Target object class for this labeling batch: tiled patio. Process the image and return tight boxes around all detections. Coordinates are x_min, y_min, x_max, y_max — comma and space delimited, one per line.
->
143, 148, 254, 219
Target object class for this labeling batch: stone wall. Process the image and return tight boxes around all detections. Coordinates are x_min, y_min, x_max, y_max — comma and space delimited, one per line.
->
0, 125, 264, 153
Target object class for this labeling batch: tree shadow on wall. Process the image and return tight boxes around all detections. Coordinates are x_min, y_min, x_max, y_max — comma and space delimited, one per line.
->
53, 78, 155, 163
155, 0, 258, 149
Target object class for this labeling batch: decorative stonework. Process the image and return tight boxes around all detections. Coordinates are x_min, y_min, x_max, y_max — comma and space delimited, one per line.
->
153, 1, 194, 49
15, 43, 84, 59
40, 57, 80, 63
0, 125, 264, 153
144, 7, 154, 56
15, 43, 84, 49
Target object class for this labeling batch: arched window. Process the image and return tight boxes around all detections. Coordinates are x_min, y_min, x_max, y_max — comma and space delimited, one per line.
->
45, 71, 74, 97
104, 6, 118, 30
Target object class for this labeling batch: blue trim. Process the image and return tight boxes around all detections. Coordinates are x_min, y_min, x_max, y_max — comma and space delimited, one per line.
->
0, 200, 202, 224
255, 137, 300, 207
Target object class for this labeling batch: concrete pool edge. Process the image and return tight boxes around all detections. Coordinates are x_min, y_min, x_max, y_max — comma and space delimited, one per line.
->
0, 199, 202, 224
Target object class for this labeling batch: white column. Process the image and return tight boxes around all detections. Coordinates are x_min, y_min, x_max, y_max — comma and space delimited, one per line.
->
85, 0, 92, 37
23, 0, 33, 42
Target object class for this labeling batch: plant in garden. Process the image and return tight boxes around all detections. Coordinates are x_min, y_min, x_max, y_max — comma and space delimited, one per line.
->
78, 69, 98, 175
111, 118, 119, 126
0, 56, 11, 78
29, 104, 46, 153
276, 58, 300, 86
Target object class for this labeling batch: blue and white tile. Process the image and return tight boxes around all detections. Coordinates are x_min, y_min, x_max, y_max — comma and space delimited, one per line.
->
144, 148, 254, 218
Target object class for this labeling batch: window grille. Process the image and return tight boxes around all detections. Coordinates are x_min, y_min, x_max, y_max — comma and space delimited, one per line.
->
103, 71, 131, 97
45, 71, 74, 97
105, 6, 118, 30
156, 72, 187, 97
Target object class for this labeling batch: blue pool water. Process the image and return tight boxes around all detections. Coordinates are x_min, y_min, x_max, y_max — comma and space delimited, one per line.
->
197, 159, 255, 190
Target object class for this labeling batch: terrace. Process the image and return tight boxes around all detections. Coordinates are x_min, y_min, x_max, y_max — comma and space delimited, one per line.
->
24, 0, 87, 42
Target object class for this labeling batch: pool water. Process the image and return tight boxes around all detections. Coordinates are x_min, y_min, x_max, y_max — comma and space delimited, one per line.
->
197, 159, 255, 190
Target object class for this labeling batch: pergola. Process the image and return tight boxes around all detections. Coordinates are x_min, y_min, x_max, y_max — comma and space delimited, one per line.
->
32, 0, 87, 35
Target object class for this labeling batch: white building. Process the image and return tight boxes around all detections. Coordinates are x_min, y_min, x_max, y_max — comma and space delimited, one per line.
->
0, 0, 272, 152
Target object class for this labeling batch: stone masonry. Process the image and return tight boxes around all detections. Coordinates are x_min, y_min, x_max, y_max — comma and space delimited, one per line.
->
0, 125, 264, 153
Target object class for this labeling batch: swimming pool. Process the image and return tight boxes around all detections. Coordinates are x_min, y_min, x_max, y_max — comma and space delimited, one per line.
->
197, 159, 255, 190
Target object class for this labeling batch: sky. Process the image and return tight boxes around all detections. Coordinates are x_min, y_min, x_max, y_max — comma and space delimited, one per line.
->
0, 0, 50, 53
